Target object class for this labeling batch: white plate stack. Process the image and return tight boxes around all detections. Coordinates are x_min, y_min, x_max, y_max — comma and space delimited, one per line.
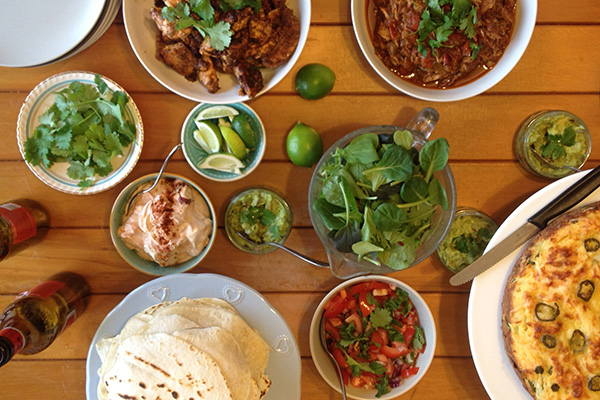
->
0, 0, 122, 68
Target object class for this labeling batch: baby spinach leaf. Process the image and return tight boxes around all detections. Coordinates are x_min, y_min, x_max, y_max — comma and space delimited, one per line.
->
428, 177, 448, 210
333, 220, 361, 253
352, 241, 384, 260
393, 129, 413, 150
401, 177, 429, 203
420, 137, 449, 181
363, 145, 413, 182
374, 203, 407, 231
342, 133, 380, 164
313, 198, 345, 230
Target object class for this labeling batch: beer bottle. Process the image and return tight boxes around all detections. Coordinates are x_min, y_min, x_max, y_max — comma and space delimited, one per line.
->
0, 272, 90, 367
0, 199, 49, 262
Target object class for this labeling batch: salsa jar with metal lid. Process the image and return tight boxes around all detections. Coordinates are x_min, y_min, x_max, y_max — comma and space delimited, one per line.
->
514, 110, 591, 179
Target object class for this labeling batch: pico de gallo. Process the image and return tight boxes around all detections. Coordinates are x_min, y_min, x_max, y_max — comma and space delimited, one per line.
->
322, 280, 426, 397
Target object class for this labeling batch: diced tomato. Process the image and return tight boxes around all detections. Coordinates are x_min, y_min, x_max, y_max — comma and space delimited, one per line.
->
323, 295, 347, 318
380, 341, 409, 358
351, 372, 377, 390
401, 309, 418, 326
376, 354, 394, 376
341, 369, 350, 386
347, 342, 360, 359
324, 319, 340, 342
371, 327, 389, 347
345, 312, 363, 334
331, 346, 348, 369
388, 20, 399, 40
407, 11, 420, 31
402, 326, 416, 345
401, 366, 420, 378
359, 290, 375, 317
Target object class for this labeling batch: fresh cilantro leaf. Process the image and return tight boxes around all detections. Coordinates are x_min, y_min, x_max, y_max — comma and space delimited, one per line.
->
190, 0, 215, 22
370, 307, 392, 329
195, 20, 232, 51
375, 376, 391, 398
345, 354, 386, 376
67, 160, 94, 181
260, 209, 276, 226
562, 126, 576, 146
412, 326, 426, 352
94, 74, 109, 95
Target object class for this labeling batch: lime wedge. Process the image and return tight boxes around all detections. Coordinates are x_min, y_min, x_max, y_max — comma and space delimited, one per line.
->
231, 114, 256, 149
220, 125, 248, 160
195, 106, 239, 123
199, 153, 244, 174
193, 121, 222, 153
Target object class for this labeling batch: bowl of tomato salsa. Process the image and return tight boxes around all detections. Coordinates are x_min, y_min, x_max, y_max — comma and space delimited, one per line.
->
309, 275, 436, 399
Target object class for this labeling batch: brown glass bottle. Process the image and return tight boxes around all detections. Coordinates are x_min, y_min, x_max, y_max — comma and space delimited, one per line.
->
0, 199, 49, 262
0, 272, 90, 367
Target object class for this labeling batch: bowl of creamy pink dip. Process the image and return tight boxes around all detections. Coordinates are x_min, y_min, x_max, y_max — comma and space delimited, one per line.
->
110, 173, 216, 275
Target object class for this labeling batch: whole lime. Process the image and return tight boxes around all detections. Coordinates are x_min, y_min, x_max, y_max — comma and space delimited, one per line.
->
286, 122, 323, 167
295, 63, 336, 100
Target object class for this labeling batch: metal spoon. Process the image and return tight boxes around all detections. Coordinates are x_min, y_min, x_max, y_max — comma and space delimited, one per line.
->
235, 230, 329, 268
125, 143, 182, 214
320, 315, 348, 400
530, 147, 582, 173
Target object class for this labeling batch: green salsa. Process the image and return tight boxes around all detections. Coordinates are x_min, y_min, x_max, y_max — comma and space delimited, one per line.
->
225, 188, 291, 254
437, 208, 497, 273
524, 112, 590, 177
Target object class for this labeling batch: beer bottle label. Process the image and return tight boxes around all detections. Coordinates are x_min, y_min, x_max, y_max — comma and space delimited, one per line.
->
0, 203, 37, 244
23, 280, 65, 299
0, 327, 26, 354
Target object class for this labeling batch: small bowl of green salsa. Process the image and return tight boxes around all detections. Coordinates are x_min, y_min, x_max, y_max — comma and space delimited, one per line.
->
437, 207, 498, 273
225, 187, 292, 254
514, 110, 591, 179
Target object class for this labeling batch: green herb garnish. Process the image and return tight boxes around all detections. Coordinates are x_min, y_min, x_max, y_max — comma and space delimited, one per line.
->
417, 0, 480, 59
452, 227, 491, 261
239, 206, 280, 240
161, 0, 262, 51
23, 74, 136, 188
540, 126, 577, 160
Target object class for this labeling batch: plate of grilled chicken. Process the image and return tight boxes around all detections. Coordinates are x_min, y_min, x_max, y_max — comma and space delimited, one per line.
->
123, 0, 310, 103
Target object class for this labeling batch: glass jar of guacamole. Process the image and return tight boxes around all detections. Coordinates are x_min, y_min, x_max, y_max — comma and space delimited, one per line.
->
437, 207, 498, 273
225, 187, 292, 254
514, 110, 591, 179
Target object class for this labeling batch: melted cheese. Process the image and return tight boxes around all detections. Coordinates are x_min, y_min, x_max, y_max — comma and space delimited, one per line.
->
503, 202, 600, 400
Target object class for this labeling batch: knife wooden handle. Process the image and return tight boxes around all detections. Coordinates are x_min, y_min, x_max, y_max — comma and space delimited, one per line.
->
528, 164, 600, 229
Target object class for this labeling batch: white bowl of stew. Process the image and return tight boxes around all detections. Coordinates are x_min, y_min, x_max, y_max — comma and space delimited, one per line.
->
309, 275, 436, 399
351, 0, 536, 102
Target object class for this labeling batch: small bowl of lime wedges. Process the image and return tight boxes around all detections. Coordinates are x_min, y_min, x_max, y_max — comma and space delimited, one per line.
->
181, 102, 266, 182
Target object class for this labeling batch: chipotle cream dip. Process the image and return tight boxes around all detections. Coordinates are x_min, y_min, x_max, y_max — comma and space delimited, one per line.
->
118, 178, 212, 267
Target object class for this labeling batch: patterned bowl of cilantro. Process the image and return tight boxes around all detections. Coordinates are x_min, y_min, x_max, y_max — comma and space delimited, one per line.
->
309, 275, 436, 399
16, 71, 143, 195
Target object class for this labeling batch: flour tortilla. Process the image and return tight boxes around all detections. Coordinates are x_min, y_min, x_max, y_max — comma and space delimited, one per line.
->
96, 298, 271, 400
101, 332, 234, 400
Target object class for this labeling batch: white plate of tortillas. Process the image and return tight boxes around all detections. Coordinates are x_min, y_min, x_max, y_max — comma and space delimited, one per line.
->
85, 273, 301, 400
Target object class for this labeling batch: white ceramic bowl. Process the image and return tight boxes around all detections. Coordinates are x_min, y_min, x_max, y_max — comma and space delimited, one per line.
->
110, 173, 217, 275
351, 0, 537, 101
309, 275, 436, 399
16, 71, 143, 195
181, 102, 266, 182
123, 0, 310, 103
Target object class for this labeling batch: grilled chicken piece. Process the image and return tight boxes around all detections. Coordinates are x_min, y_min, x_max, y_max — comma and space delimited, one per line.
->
260, 7, 300, 67
150, 7, 192, 41
233, 62, 263, 97
161, 42, 197, 80
196, 55, 219, 93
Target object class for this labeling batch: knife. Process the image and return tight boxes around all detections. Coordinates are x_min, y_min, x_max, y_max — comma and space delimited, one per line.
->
449, 164, 600, 286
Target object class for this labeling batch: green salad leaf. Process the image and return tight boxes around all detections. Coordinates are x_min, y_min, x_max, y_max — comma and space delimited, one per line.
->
313, 131, 450, 270
23, 74, 136, 188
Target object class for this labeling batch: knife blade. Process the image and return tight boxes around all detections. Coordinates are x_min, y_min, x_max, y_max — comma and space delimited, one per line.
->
449, 164, 600, 286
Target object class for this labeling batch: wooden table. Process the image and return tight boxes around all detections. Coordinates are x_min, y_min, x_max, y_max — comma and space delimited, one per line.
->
0, 1, 598, 399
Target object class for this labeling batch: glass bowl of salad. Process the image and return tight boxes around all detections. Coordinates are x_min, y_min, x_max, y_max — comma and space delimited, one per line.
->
308, 108, 456, 278
309, 275, 436, 399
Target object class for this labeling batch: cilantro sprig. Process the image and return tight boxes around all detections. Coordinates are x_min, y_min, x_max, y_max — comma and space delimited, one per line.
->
417, 0, 480, 59
23, 74, 136, 189
239, 206, 281, 240
540, 126, 577, 160
161, 0, 262, 51
452, 227, 491, 261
